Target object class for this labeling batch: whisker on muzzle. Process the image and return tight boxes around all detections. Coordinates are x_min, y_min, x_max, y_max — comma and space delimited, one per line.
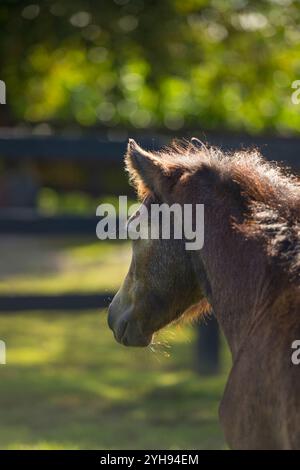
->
147, 334, 172, 358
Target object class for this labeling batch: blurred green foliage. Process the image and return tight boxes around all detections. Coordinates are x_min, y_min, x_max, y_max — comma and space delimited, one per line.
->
0, 0, 300, 133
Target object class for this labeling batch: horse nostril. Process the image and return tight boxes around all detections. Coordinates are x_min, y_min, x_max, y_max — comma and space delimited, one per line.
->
107, 304, 115, 330
116, 317, 129, 343
107, 299, 132, 344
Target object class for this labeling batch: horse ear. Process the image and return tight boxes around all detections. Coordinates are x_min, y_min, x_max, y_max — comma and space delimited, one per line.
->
125, 139, 165, 198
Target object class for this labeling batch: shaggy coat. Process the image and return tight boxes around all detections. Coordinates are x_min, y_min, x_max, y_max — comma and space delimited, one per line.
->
108, 138, 300, 449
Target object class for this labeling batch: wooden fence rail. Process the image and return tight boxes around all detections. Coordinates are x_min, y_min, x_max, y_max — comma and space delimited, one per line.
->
0, 131, 300, 166
0, 293, 114, 312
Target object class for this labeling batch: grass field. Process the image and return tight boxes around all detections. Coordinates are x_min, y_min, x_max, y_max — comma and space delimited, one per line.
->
0, 237, 131, 294
0, 237, 229, 449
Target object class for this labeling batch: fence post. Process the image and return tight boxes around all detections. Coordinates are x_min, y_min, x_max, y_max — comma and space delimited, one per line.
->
195, 314, 220, 375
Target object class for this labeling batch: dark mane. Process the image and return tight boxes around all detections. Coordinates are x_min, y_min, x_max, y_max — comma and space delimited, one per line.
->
128, 140, 300, 282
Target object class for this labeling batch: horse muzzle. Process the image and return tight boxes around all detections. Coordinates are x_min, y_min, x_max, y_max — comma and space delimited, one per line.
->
108, 296, 152, 347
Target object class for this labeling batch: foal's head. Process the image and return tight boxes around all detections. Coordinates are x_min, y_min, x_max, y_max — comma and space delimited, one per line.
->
108, 138, 300, 347
108, 140, 204, 347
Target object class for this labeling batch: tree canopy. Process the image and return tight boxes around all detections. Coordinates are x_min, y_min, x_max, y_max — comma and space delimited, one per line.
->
0, 0, 300, 133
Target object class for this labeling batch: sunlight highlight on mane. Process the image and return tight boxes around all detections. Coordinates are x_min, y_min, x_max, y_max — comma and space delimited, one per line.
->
138, 140, 300, 210
127, 139, 300, 214
163, 141, 300, 216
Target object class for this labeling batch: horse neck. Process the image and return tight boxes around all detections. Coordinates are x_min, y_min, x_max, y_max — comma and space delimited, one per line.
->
193, 203, 273, 358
